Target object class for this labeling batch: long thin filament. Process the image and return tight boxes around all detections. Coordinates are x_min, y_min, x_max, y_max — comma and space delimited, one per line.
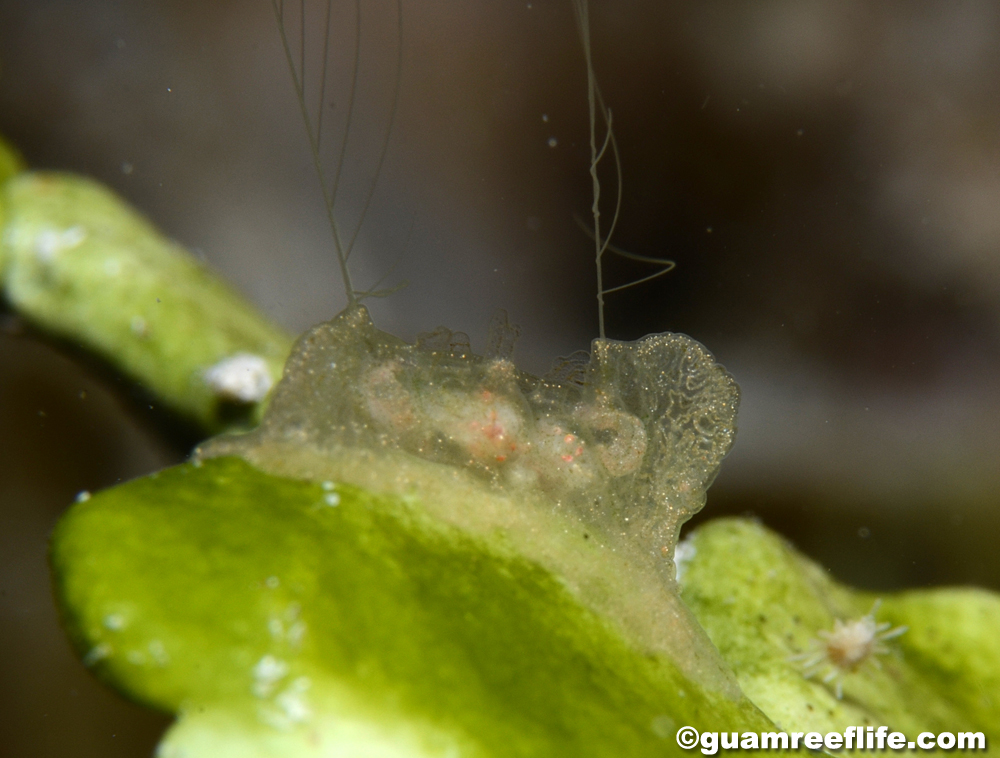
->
271, 0, 405, 307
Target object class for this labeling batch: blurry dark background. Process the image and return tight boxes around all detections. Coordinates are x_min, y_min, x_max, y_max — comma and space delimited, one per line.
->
3, 1, 1000, 755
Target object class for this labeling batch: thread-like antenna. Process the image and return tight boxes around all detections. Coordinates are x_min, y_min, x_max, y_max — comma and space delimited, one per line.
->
270, 0, 404, 307
571, 0, 675, 338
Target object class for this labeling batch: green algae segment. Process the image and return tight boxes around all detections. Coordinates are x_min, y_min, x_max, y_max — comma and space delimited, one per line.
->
0, 171, 293, 431
51, 457, 772, 758
679, 518, 1000, 744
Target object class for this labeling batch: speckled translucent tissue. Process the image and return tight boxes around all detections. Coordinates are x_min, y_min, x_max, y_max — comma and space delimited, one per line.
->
201, 306, 738, 557
200, 306, 741, 689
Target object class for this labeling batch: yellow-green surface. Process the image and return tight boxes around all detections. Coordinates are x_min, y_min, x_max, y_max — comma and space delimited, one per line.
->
0, 170, 293, 431
51, 462, 1000, 756
51, 457, 772, 757
681, 518, 1000, 746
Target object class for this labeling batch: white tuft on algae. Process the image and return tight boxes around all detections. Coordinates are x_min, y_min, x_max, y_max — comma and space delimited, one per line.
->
253, 654, 289, 698
198, 305, 741, 696
33, 225, 87, 262
130, 314, 148, 338
148, 639, 170, 666
83, 642, 112, 666
204, 353, 273, 403
674, 537, 697, 584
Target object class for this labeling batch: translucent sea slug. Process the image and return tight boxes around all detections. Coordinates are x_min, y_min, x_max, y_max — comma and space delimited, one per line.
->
197, 301, 742, 692
198, 0, 744, 693
200, 305, 739, 546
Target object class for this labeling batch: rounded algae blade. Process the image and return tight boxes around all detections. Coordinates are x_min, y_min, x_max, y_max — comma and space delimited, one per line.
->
199, 305, 741, 690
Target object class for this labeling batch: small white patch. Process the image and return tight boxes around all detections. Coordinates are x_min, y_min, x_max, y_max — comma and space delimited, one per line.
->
321, 481, 335, 491
63, 226, 87, 250
75, 490, 92, 503
254, 655, 288, 681
259, 676, 313, 730
34, 225, 87, 262
130, 315, 148, 337
252, 654, 289, 698
103, 613, 126, 631
267, 604, 305, 648
673, 537, 697, 583
276, 676, 312, 723
204, 353, 273, 403
324, 492, 341, 507
148, 639, 170, 665
83, 643, 111, 666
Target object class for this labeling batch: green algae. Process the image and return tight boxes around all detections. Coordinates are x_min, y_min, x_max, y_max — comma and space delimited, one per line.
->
51, 457, 772, 757
680, 518, 1000, 746
1, 172, 293, 431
